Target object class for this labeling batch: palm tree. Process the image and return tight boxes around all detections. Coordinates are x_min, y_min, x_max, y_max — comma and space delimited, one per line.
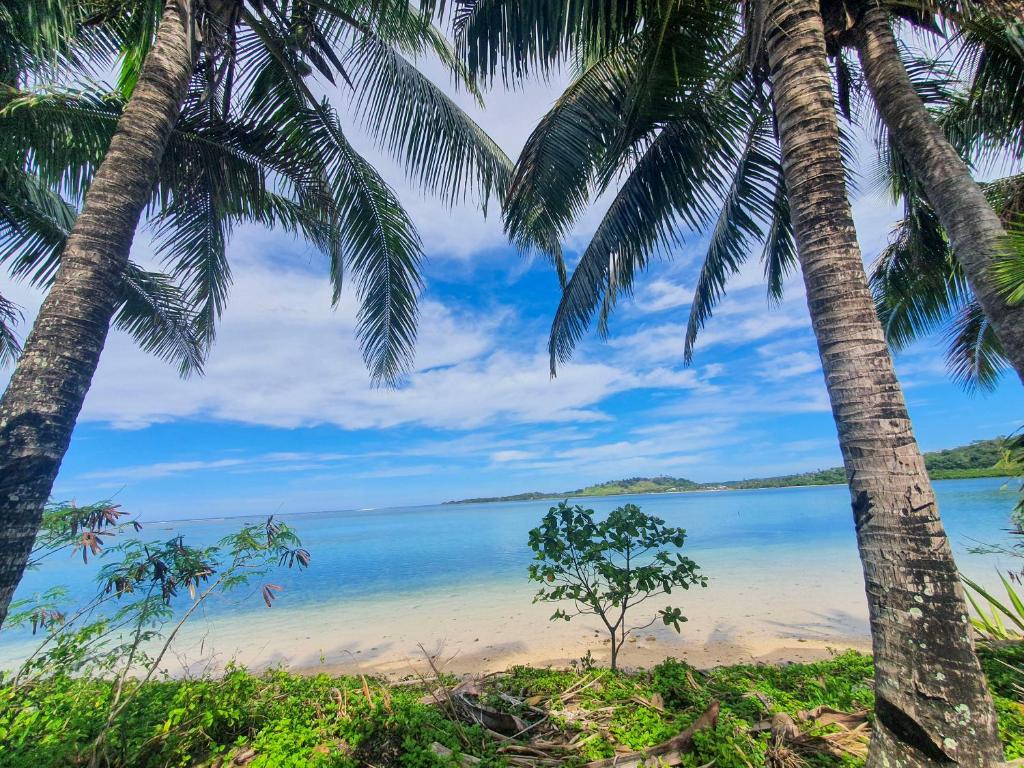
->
0, 0, 510, 629
849, 0, 1024, 384
871, 174, 1023, 392
449, 0, 1004, 762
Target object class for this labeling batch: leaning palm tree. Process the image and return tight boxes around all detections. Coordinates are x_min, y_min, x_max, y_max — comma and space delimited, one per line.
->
446, 0, 1004, 762
847, 0, 1024, 382
872, 174, 1023, 392
0, 0, 510, 629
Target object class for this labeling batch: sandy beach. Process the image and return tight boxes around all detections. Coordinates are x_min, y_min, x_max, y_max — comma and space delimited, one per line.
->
154, 553, 875, 679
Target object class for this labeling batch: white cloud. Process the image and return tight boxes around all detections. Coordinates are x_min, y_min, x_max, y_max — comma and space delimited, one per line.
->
81, 458, 250, 481
660, 382, 832, 419
490, 449, 537, 463
755, 346, 822, 382
0, 246, 714, 433
608, 286, 811, 367
632, 279, 695, 313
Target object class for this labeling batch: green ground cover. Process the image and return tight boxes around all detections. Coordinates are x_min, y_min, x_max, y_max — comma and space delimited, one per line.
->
2, 645, 1021, 767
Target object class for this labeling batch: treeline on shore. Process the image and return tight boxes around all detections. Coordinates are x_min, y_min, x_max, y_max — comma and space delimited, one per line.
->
447, 437, 1017, 504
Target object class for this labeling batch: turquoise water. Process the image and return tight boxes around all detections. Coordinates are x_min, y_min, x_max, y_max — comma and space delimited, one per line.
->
2, 477, 1020, 658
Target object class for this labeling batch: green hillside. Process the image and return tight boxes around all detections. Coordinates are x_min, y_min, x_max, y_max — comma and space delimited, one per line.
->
444, 437, 1016, 504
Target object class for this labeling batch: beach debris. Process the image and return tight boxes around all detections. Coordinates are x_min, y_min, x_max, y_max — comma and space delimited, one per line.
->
558, 670, 606, 702
685, 668, 702, 691
431, 742, 481, 766
329, 686, 348, 718
752, 706, 870, 762
743, 689, 774, 710
229, 746, 257, 765
454, 692, 529, 736
797, 704, 868, 729
579, 700, 720, 768
629, 693, 665, 712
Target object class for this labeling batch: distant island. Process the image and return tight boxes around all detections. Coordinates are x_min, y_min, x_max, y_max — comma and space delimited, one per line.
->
445, 437, 1018, 504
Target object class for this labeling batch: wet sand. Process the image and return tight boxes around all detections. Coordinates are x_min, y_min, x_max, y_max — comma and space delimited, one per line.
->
162, 556, 875, 678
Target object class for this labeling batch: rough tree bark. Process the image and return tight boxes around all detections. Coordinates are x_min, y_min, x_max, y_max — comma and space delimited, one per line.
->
764, 0, 1004, 765
855, 0, 1024, 385
0, 0, 195, 629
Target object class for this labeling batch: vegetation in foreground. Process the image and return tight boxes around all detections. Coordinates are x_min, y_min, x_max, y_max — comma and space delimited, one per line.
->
447, 437, 1019, 503
1, 646, 1022, 768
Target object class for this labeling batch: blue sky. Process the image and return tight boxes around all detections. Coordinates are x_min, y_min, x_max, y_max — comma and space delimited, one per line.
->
2, 58, 1022, 521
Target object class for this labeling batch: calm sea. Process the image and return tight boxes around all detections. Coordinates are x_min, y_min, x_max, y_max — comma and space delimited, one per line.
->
1, 477, 1020, 665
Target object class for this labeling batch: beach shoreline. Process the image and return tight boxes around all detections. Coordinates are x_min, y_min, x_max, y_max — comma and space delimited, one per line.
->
135, 560, 877, 681
294, 634, 874, 681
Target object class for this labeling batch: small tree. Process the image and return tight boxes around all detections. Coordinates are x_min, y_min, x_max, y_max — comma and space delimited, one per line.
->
6, 507, 310, 766
527, 502, 706, 670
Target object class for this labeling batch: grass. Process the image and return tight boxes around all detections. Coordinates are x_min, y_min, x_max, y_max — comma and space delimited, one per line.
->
2, 646, 1023, 767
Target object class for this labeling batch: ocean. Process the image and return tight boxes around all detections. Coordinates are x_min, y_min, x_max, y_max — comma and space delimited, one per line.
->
1, 477, 1019, 673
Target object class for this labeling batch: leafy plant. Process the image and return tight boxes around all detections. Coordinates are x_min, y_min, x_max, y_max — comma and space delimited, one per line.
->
527, 502, 706, 670
4, 510, 310, 767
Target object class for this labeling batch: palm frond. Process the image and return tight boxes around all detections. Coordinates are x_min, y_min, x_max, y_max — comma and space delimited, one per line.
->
0, 86, 121, 204
870, 199, 965, 351
945, 300, 1007, 392
761, 162, 796, 304
116, 263, 205, 376
1, 0, 118, 84
241, 5, 424, 384
0, 166, 75, 286
0, 290, 22, 365
944, 12, 1024, 160
343, 32, 510, 210
149, 178, 231, 350
317, 104, 423, 386
684, 105, 780, 363
441, 0, 650, 85
506, 4, 735, 272
547, 84, 752, 373
993, 222, 1024, 306
869, 179, 1020, 392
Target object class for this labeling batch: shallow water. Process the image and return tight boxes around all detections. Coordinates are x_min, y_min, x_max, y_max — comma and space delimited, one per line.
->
2, 477, 1020, 671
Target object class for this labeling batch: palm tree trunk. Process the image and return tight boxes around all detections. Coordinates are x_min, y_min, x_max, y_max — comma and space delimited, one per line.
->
764, 0, 1003, 765
855, 1, 1024, 386
0, 0, 194, 630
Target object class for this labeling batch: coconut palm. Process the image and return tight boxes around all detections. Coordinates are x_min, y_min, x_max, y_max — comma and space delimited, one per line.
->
847, 0, 1024, 384
859, 7, 1023, 392
871, 174, 1023, 392
446, 0, 1004, 762
0, 0, 511, 629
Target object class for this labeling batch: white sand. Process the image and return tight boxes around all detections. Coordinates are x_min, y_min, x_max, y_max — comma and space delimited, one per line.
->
161, 553, 874, 678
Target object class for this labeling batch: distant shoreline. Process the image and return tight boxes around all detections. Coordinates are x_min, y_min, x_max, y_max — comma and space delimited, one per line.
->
444, 437, 1016, 504
444, 472, 1011, 505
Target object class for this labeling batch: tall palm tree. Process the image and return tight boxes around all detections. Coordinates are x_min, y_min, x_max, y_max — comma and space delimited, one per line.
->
446, 0, 1004, 762
848, 0, 1024, 384
762, 3, 999, 762
0, 0, 511, 629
